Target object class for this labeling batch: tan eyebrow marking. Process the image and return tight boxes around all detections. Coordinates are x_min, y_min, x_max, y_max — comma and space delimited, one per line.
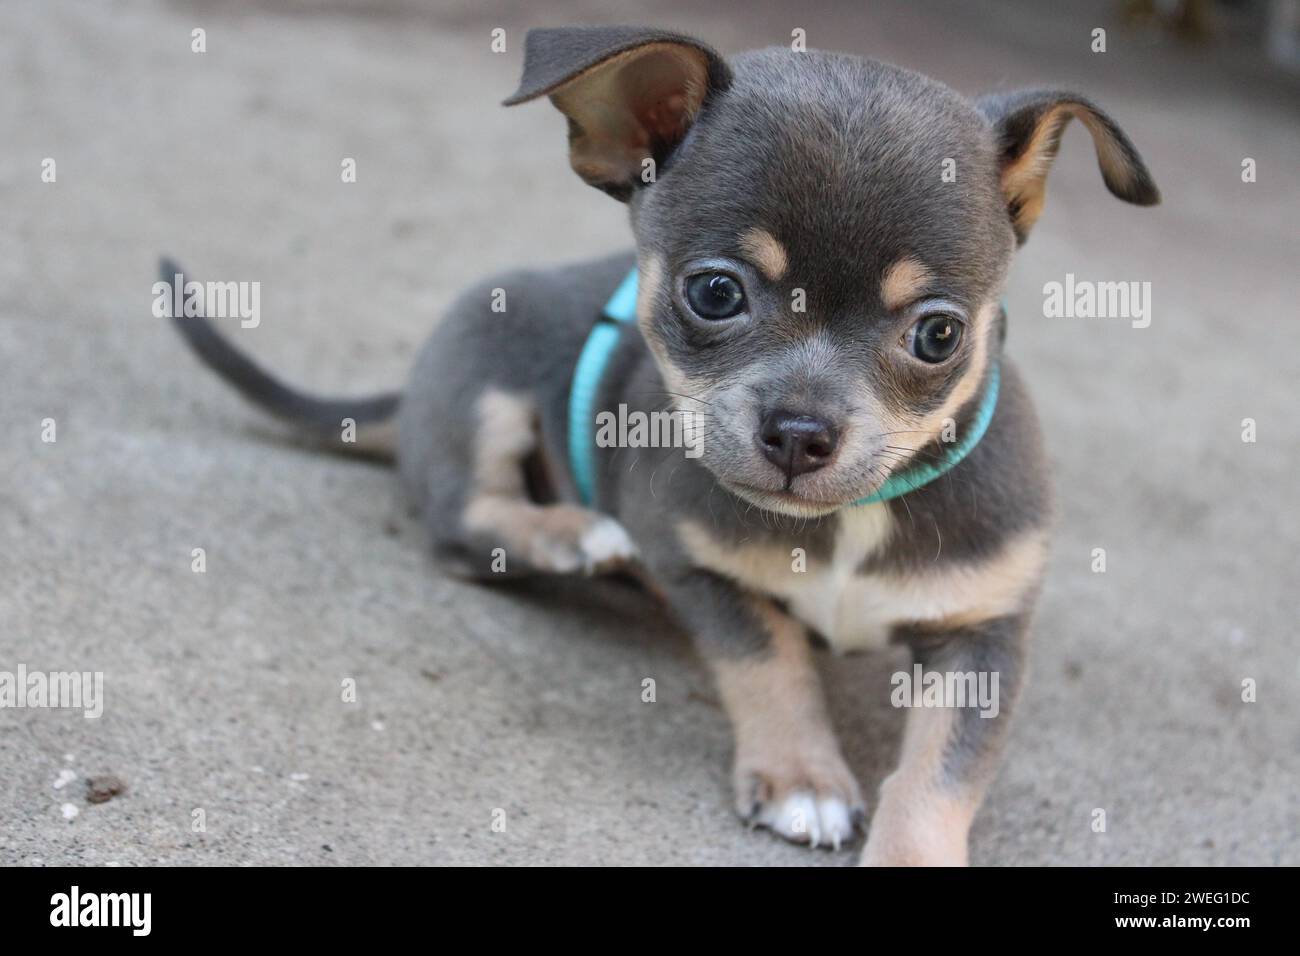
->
738, 227, 789, 281
881, 257, 935, 312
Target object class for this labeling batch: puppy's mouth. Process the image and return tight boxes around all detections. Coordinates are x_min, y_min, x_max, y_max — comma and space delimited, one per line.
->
719, 479, 850, 518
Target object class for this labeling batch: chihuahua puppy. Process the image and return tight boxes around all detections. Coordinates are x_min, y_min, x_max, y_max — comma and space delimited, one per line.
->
170, 26, 1158, 865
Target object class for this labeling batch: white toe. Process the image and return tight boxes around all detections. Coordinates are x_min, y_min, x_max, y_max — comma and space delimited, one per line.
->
757, 790, 856, 849
817, 797, 854, 850
759, 791, 819, 844
579, 518, 638, 568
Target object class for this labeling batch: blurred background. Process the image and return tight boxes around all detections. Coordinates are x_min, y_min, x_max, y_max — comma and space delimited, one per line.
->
2, 0, 1297, 865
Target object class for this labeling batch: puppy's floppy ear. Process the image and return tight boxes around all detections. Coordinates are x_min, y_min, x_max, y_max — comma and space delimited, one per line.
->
503, 26, 731, 200
978, 90, 1160, 244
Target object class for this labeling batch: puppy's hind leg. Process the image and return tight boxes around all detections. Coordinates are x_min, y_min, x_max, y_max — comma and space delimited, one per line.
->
429, 388, 637, 580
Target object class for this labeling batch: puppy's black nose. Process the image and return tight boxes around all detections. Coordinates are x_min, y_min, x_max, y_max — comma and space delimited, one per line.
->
758, 410, 838, 477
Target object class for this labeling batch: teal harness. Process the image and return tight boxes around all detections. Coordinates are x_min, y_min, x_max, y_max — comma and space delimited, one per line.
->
568, 267, 1000, 508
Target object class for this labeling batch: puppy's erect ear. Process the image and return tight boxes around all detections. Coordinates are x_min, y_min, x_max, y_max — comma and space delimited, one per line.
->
503, 26, 731, 200
978, 90, 1160, 243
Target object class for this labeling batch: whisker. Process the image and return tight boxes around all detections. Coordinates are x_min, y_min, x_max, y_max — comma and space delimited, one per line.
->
632, 389, 718, 409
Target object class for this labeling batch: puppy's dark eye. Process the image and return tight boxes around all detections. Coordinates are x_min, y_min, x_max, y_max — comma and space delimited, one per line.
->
906, 314, 963, 363
684, 272, 746, 320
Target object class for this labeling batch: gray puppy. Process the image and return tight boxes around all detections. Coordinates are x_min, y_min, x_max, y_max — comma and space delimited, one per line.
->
169, 26, 1158, 865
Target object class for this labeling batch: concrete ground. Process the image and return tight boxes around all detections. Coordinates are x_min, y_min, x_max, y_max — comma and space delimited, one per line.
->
2, 0, 1297, 866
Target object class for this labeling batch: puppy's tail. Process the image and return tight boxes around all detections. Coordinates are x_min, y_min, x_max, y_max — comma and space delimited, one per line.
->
162, 258, 401, 462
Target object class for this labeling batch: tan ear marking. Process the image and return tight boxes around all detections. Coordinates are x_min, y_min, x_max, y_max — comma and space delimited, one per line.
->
738, 228, 789, 281
999, 109, 1063, 236
547, 43, 713, 195
999, 102, 1143, 237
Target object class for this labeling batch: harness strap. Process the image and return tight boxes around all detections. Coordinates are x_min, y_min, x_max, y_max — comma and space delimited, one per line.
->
568, 269, 639, 505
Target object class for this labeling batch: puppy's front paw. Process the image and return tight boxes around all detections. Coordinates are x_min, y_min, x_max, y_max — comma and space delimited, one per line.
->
735, 755, 864, 850
521, 508, 638, 575
857, 777, 972, 866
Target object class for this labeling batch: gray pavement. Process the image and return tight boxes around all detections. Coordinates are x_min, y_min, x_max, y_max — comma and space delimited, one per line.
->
2, 0, 1297, 865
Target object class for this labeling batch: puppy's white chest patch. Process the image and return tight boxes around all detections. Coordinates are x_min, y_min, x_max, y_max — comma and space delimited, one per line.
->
780, 506, 898, 652
677, 506, 899, 652
783, 580, 897, 652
